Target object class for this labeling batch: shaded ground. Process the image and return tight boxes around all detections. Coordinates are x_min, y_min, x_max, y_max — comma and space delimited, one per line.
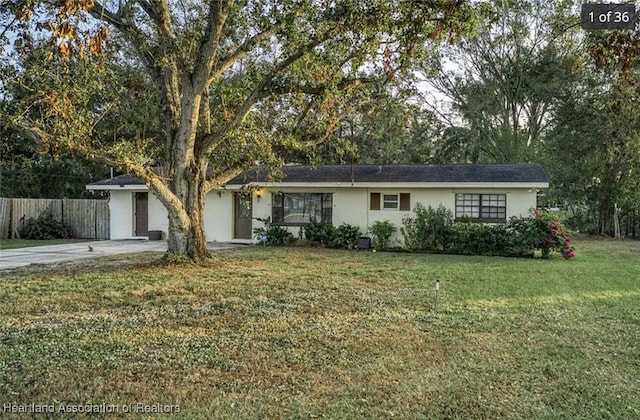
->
0, 240, 242, 270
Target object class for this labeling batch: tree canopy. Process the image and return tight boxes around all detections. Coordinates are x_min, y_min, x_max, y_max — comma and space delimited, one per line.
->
1, 0, 485, 260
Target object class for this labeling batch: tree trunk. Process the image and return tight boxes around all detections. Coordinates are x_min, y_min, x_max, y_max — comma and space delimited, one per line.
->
166, 166, 211, 262
613, 203, 621, 240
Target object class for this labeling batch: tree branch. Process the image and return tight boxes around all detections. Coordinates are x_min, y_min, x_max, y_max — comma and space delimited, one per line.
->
264, 76, 379, 96
203, 165, 247, 193
209, 25, 279, 83
191, 0, 232, 92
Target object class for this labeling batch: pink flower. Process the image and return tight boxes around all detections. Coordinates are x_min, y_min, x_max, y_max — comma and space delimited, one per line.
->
565, 237, 572, 245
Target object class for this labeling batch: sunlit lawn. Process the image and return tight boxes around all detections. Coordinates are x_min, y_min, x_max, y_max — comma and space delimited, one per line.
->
1, 239, 639, 418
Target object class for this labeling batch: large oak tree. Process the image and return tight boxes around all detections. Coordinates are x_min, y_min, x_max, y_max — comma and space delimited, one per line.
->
3, 0, 482, 261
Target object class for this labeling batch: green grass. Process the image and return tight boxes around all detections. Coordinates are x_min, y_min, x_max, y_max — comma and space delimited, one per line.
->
1, 239, 639, 419
0, 238, 96, 250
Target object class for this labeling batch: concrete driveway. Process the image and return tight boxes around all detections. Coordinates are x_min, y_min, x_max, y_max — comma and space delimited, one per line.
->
0, 240, 242, 270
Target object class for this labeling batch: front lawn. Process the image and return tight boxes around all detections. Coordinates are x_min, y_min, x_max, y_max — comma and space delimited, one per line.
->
1, 239, 639, 418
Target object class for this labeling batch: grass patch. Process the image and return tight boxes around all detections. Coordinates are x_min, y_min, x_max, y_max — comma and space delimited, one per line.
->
1, 239, 639, 418
0, 238, 96, 250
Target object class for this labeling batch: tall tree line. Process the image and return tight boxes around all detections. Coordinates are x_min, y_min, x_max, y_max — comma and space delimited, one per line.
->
1, 0, 637, 242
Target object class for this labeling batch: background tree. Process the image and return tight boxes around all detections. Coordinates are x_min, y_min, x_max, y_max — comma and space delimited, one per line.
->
301, 86, 444, 165
2, 0, 484, 261
422, 0, 579, 163
546, 28, 640, 237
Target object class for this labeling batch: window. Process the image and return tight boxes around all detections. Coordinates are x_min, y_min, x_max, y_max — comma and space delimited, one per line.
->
455, 193, 506, 222
370, 192, 411, 211
383, 194, 398, 209
272, 192, 333, 225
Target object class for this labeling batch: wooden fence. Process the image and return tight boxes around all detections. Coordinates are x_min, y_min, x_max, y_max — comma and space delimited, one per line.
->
0, 197, 109, 240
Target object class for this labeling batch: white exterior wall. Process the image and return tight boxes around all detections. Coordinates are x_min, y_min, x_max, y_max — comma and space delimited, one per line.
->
108, 185, 540, 243
148, 192, 168, 236
236, 186, 539, 244
204, 190, 234, 242
109, 190, 136, 239
365, 188, 537, 244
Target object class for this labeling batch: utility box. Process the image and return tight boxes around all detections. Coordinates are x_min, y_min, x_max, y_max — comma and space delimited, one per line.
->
357, 236, 371, 250
148, 230, 163, 240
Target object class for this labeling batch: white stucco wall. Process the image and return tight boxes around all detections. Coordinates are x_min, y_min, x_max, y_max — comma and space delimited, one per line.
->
109, 186, 539, 243
148, 192, 168, 236
228, 186, 539, 244
204, 190, 234, 242
365, 188, 537, 244
109, 190, 135, 239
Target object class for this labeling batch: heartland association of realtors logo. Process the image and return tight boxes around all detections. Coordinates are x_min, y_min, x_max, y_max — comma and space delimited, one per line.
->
2, 403, 180, 414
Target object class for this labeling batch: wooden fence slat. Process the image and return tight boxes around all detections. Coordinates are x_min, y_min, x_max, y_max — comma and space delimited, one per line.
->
95, 200, 110, 239
63, 199, 96, 238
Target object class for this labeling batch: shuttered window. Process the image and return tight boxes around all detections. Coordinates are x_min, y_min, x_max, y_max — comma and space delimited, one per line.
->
370, 192, 410, 211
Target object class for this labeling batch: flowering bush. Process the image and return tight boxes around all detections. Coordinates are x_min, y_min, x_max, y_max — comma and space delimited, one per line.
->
532, 210, 576, 259
400, 206, 575, 260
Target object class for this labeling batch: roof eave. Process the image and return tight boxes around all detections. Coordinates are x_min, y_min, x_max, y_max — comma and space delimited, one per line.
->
223, 182, 549, 189
85, 184, 149, 191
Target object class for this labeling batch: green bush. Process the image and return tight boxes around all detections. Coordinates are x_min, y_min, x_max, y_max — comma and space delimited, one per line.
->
304, 218, 335, 246
398, 206, 575, 260
449, 222, 517, 256
253, 217, 293, 246
401, 203, 453, 252
449, 221, 492, 255
19, 211, 73, 240
330, 223, 362, 249
369, 220, 396, 250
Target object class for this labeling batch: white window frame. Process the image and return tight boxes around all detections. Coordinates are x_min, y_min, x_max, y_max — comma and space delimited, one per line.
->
382, 194, 399, 210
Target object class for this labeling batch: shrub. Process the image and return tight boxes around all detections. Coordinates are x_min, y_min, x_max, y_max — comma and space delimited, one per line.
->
253, 217, 292, 246
508, 210, 575, 259
369, 220, 396, 250
401, 203, 453, 252
304, 218, 335, 246
449, 221, 492, 255
19, 211, 73, 240
449, 222, 519, 256
330, 223, 361, 249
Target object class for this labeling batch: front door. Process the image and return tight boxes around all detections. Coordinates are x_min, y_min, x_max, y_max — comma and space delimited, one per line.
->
234, 193, 252, 239
135, 192, 149, 236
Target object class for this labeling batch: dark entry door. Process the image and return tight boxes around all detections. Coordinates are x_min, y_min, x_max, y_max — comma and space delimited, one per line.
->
135, 192, 149, 236
234, 193, 252, 239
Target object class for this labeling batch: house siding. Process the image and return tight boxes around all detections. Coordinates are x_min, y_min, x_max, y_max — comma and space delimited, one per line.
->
204, 190, 234, 242
106, 186, 539, 244
244, 186, 538, 245
109, 190, 135, 239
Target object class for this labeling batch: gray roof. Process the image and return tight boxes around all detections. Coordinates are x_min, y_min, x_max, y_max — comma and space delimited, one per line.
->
230, 164, 548, 184
87, 164, 547, 187
87, 174, 145, 186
